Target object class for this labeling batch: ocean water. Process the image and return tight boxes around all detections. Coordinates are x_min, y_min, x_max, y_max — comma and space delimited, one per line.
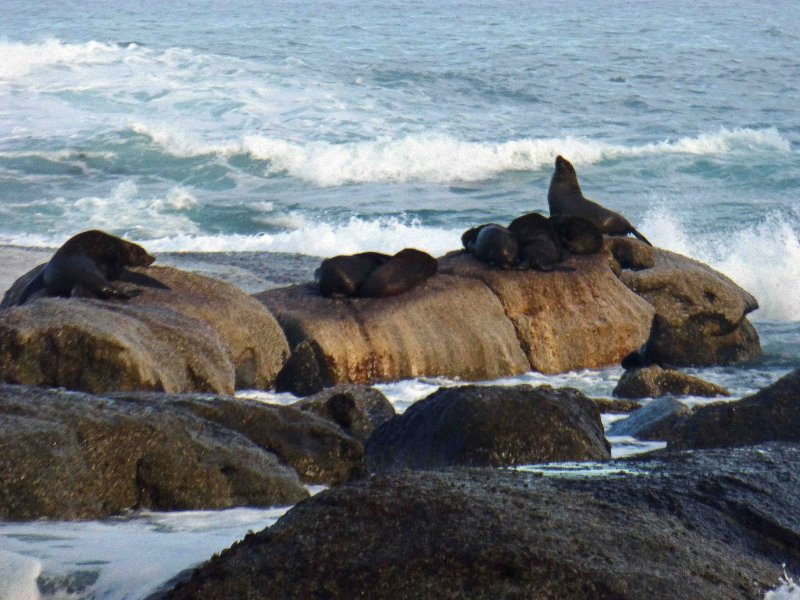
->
1, 0, 799, 597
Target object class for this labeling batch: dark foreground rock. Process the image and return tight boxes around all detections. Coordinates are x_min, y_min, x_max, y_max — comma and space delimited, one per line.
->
163, 443, 799, 600
606, 397, 691, 440
111, 392, 366, 486
366, 385, 610, 472
613, 365, 730, 399
292, 384, 395, 442
0, 385, 307, 519
669, 367, 800, 450
0, 266, 289, 394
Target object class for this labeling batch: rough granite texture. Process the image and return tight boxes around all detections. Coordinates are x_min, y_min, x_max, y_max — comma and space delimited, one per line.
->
163, 443, 799, 600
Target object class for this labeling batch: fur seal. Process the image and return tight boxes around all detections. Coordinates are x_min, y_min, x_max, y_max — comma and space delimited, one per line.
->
550, 215, 604, 255
358, 248, 438, 298
316, 252, 391, 297
16, 230, 163, 306
507, 213, 572, 271
472, 224, 518, 269
548, 155, 652, 246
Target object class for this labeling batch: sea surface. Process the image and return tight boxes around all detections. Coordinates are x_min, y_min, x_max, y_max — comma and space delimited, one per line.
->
1, 0, 799, 598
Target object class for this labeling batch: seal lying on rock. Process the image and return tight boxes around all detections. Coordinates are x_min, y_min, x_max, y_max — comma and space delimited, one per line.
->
507, 213, 572, 271
316, 252, 391, 297
472, 224, 519, 269
359, 248, 438, 297
16, 230, 164, 305
548, 155, 652, 246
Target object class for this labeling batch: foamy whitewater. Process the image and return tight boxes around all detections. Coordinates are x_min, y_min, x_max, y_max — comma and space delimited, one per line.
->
1, 0, 799, 597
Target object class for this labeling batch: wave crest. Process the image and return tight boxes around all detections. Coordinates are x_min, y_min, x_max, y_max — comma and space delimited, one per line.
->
130, 124, 792, 186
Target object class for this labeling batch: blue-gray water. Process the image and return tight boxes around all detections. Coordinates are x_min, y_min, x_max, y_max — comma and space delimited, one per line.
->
1, 1, 799, 598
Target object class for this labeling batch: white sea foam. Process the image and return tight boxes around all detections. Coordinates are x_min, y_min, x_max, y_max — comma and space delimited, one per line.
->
0, 550, 41, 600
0, 507, 290, 600
640, 208, 800, 322
143, 216, 463, 257
765, 571, 800, 600
0, 39, 125, 80
132, 125, 792, 186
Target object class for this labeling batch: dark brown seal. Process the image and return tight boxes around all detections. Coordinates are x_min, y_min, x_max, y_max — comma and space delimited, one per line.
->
551, 215, 604, 255
472, 224, 518, 269
358, 248, 438, 298
507, 212, 572, 271
316, 252, 391, 297
547, 155, 652, 246
16, 230, 161, 305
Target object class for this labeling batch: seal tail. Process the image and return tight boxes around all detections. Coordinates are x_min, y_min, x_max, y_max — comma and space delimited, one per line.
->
630, 227, 652, 247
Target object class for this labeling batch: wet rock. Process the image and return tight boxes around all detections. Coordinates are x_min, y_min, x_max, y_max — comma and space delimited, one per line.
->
0, 385, 307, 520
613, 365, 731, 399
112, 392, 366, 486
293, 385, 395, 442
365, 385, 610, 472
606, 397, 691, 440
592, 397, 642, 413
163, 443, 799, 600
619, 248, 760, 366
258, 277, 530, 395
669, 367, 800, 449
0, 266, 289, 394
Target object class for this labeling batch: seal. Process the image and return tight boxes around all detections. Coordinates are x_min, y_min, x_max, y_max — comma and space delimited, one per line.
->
316, 252, 391, 297
16, 230, 162, 306
358, 248, 438, 298
507, 212, 572, 271
547, 155, 652, 246
471, 224, 518, 269
550, 215, 603, 255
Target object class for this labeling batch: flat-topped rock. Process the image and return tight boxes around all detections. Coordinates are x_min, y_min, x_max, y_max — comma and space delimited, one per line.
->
0, 266, 290, 394
438, 251, 655, 373
257, 276, 531, 395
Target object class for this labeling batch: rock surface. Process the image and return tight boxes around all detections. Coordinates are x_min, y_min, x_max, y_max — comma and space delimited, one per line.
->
0, 266, 289, 394
618, 246, 760, 366
111, 392, 365, 486
366, 385, 610, 471
292, 385, 395, 442
613, 365, 730, 399
669, 367, 800, 449
438, 251, 655, 374
0, 385, 307, 520
163, 443, 798, 600
258, 277, 531, 395
606, 397, 691, 440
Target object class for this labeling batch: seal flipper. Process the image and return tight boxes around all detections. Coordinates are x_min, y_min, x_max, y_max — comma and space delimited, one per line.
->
118, 268, 170, 290
16, 270, 46, 306
629, 227, 652, 247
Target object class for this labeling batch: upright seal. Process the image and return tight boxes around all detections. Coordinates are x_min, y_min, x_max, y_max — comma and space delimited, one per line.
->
547, 155, 652, 246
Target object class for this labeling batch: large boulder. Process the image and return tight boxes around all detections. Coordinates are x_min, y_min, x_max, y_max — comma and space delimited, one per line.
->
669, 367, 800, 450
438, 251, 655, 373
111, 392, 366, 486
365, 384, 610, 471
257, 276, 531, 395
613, 365, 730, 399
617, 243, 760, 366
163, 443, 799, 600
0, 266, 290, 394
0, 385, 307, 520
292, 385, 395, 442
